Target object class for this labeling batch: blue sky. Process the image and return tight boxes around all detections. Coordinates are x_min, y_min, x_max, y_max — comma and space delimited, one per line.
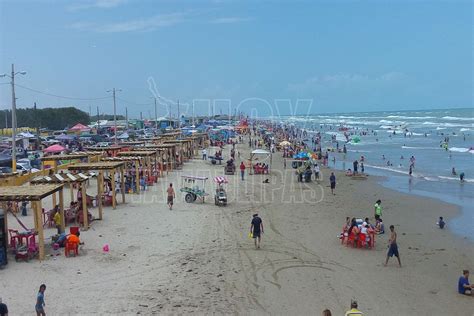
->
0, 0, 472, 118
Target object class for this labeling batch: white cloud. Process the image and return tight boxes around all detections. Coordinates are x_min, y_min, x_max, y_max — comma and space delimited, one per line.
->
68, 0, 128, 11
71, 12, 188, 33
210, 17, 253, 24
71, 12, 253, 33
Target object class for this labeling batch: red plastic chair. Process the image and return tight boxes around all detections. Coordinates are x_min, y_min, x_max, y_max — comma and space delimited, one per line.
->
69, 226, 80, 235
65, 242, 78, 257
357, 233, 367, 248
8, 229, 19, 251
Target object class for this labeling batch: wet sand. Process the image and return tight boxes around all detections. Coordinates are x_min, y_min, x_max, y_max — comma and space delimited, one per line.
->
1, 141, 473, 315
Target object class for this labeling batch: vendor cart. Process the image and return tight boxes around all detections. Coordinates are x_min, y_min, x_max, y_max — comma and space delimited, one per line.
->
180, 175, 209, 203
213, 176, 228, 206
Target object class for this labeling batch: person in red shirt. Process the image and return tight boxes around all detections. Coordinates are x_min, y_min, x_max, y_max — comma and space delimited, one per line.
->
240, 162, 246, 181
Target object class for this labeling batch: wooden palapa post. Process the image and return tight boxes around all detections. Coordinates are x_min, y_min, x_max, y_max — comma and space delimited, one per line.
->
135, 162, 140, 193
98, 171, 103, 220
120, 166, 125, 203
111, 169, 116, 209
81, 181, 88, 229
58, 189, 65, 232
36, 200, 45, 260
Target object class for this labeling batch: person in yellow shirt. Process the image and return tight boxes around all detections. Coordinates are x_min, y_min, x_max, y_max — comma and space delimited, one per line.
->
345, 300, 363, 316
53, 209, 61, 234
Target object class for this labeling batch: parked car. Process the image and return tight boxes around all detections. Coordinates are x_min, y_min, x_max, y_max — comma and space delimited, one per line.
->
17, 158, 32, 171
0, 166, 13, 174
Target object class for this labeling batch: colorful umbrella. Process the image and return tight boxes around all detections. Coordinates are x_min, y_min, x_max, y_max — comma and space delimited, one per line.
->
44, 144, 65, 153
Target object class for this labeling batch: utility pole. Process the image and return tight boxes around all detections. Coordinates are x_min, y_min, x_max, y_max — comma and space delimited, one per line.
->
96, 106, 100, 131
34, 102, 40, 150
11, 64, 17, 171
107, 88, 121, 145
154, 97, 157, 129
125, 107, 129, 130
177, 99, 180, 128
192, 102, 195, 126
1, 64, 27, 166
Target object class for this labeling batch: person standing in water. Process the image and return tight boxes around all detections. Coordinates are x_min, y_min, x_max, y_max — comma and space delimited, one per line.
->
353, 160, 359, 174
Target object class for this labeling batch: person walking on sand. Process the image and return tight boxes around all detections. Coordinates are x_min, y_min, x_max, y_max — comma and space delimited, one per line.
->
0, 297, 8, 316
384, 225, 402, 267
345, 300, 363, 316
250, 214, 263, 249
283, 158, 287, 169
202, 148, 207, 160
167, 183, 175, 210
329, 172, 336, 195
35, 284, 46, 316
240, 161, 246, 181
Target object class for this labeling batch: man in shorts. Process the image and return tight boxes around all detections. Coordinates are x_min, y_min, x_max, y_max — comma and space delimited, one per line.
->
385, 225, 401, 267
250, 214, 264, 249
167, 183, 175, 210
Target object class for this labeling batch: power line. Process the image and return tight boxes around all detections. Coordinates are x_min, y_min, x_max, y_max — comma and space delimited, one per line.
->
13, 83, 111, 101
116, 96, 153, 106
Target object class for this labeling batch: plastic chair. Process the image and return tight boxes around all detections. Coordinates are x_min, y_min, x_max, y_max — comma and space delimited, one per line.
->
8, 229, 18, 251
65, 242, 78, 257
69, 226, 80, 235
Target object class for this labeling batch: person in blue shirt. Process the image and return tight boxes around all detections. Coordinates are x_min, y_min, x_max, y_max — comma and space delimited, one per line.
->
35, 284, 46, 316
458, 270, 473, 295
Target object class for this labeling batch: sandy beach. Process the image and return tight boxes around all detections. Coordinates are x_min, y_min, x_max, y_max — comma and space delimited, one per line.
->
1, 141, 473, 315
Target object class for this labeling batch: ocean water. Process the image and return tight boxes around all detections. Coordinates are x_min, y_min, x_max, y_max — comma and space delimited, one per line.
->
281, 108, 474, 239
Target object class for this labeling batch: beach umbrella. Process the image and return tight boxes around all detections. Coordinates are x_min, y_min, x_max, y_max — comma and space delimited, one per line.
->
17, 131, 35, 138
213, 176, 228, 184
69, 123, 90, 132
56, 134, 76, 141
280, 140, 291, 147
44, 144, 65, 153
